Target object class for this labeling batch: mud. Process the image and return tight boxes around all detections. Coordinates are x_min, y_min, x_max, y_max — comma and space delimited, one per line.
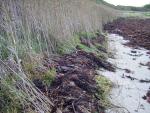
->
80, 33, 105, 48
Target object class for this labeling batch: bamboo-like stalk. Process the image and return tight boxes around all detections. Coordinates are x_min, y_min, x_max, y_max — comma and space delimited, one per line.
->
0, 0, 119, 56
0, 0, 119, 112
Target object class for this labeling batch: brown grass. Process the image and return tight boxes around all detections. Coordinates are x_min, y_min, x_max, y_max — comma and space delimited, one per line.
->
0, 0, 119, 57
0, 0, 119, 112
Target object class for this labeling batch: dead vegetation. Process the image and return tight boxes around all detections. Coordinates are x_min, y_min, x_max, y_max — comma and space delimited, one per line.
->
34, 50, 115, 113
104, 18, 150, 50
0, 0, 119, 57
0, 0, 119, 112
0, 32, 116, 113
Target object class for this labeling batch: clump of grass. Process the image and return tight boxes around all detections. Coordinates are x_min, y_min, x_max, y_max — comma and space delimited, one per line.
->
23, 63, 37, 78
42, 68, 56, 87
21, 53, 44, 79
0, 88, 22, 113
0, 36, 10, 60
57, 31, 108, 57
95, 75, 113, 107
22, 57, 56, 89
0, 60, 54, 113
77, 32, 108, 60
0, 75, 23, 113
78, 32, 97, 39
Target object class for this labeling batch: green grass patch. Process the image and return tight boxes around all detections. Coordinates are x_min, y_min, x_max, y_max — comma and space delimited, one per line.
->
0, 75, 24, 113
57, 35, 80, 54
95, 75, 113, 107
78, 31, 98, 39
0, 88, 22, 113
42, 68, 56, 87
57, 31, 108, 58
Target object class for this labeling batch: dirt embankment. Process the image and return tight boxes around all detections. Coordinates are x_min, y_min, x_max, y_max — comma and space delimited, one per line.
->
104, 18, 150, 50
32, 35, 115, 113
33, 51, 114, 113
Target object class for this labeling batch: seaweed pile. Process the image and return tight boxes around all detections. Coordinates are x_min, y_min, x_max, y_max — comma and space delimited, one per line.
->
33, 50, 115, 113
32, 34, 115, 113
104, 18, 150, 50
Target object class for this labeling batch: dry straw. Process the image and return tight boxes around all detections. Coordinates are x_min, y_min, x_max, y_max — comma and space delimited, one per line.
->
0, 0, 119, 56
0, 0, 119, 112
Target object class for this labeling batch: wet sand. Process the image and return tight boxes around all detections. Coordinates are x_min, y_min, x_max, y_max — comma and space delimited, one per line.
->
99, 34, 150, 113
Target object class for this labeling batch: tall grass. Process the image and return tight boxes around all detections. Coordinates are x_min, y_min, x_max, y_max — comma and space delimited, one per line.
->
0, 0, 119, 57
0, 0, 119, 112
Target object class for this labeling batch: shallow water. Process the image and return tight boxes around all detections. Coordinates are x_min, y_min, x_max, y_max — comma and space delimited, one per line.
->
99, 34, 150, 113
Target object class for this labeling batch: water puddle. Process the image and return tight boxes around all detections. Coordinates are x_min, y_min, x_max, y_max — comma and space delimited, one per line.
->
99, 34, 150, 113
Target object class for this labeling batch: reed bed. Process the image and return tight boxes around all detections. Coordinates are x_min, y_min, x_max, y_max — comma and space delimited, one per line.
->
0, 0, 119, 112
0, 0, 119, 57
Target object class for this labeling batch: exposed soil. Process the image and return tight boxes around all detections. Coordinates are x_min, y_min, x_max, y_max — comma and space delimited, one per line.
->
80, 33, 105, 47
78, 33, 107, 53
32, 18, 150, 112
31, 32, 115, 113
104, 18, 150, 50
33, 50, 115, 113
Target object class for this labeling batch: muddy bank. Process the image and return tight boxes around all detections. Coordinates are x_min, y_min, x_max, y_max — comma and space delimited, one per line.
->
30, 33, 115, 113
104, 18, 150, 50
32, 50, 114, 113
